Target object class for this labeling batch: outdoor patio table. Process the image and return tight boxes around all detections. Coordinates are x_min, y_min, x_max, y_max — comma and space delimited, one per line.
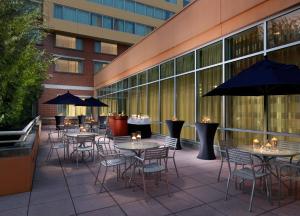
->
238, 146, 300, 178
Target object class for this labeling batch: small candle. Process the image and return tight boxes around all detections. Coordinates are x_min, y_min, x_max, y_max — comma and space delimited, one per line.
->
271, 137, 278, 149
201, 117, 211, 123
252, 139, 260, 149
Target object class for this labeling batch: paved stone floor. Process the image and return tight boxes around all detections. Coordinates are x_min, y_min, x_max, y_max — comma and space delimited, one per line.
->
0, 129, 300, 216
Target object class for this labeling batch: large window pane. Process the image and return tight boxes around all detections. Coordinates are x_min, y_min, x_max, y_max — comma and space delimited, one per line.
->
125, 21, 134, 34
176, 73, 195, 140
103, 16, 113, 29
160, 60, 174, 79
225, 55, 264, 131
63, 6, 76, 22
55, 58, 83, 73
114, 19, 124, 31
138, 85, 147, 115
148, 66, 159, 82
136, 3, 146, 16
148, 83, 160, 133
176, 52, 194, 74
54, 4, 63, 19
125, 0, 135, 12
267, 9, 300, 48
268, 45, 300, 137
225, 25, 263, 60
77, 9, 90, 25
138, 71, 147, 85
101, 42, 118, 55
160, 78, 174, 135
129, 88, 138, 115
197, 66, 222, 124
129, 75, 137, 87
91, 13, 102, 27
114, 0, 124, 9
196, 41, 222, 68
93, 61, 108, 74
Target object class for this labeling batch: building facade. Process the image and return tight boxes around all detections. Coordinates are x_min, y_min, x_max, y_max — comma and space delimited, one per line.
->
94, 0, 300, 144
38, 0, 187, 123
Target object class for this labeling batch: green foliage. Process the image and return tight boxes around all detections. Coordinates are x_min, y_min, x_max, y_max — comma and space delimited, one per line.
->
0, 0, 51, 129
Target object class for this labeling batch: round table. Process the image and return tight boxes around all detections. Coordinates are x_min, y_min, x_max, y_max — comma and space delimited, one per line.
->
65, 132, 97, 138
115, 141, 160, 156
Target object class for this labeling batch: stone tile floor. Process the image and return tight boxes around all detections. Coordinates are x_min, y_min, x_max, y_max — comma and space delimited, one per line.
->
0, 128, 300, 216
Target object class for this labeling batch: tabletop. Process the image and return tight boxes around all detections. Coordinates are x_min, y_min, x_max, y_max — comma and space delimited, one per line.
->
66, 132, 97, 138
238, 146, 300, 157
115, 141, 160, 151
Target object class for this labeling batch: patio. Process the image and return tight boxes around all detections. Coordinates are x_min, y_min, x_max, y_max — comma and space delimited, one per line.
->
0, 128, 299, 216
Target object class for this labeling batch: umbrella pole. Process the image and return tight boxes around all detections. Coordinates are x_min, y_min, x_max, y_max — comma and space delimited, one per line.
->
263, 95, 269, 142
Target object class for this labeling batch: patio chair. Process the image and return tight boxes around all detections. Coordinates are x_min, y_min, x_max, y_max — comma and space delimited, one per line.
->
74, 134, 96, 167
277, 141, 300, 163
94, 138, 126, 192
46, 130, 67, 161
163, 136, 179, 177
225, 148, 272, 212
217, 139, 234, 182
278, 162, 300, 205
133, 146, 170, 197
113, 136, 136, 158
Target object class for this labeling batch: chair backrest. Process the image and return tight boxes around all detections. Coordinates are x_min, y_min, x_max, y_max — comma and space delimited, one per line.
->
96, 137, 114, 155
164, 136, 177, 150
98, 116, 107, 129
278, 141, 300, 152
76, 134, 95, 147
144, 146, 169, 160
226, 148, 253, 165
105, 127, 113, 140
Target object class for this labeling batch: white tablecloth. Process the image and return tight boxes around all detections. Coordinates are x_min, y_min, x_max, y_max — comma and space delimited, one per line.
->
127, 117, 151, 125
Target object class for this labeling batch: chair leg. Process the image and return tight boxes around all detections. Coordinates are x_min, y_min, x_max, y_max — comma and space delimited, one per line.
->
225, 174, 231, 200
95, 163, 102, 185
217, 158, 224, 182
141, 171, 147, 197
46, 147, 53, 161
279, 170, 282, 206
173, 157, 179, 178
100, 166, 108, 193
249, 180, 256, 212
165, 170, 170, 197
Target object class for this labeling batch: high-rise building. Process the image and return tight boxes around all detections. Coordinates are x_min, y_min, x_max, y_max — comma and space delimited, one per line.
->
39, 0, 187, 123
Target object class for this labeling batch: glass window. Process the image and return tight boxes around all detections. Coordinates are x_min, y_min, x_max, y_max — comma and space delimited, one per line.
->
129, 75, 137, 87
117, 91, 128, 114
148, 66, 159, 82
161, 78, 174, 135
197, 66, 222, 124
55, 58, 83, 73
138, 71, 147, 85
103, 0, 113, 6
103, 16, 113, 29
63, 6, 76, 22
94, 41, 101, 53
55, 35, 83, 50
91, 13, 102, 27
125, 0, 135, 12
129, 88, 138, 115
176, 52, 195, 74
183, 0, 190, 7
165, 0, 177, 4
138, 85, 147, 114
123, 78, 129, 89
160, 60, 174, 78
94, 61, 109, 73
225, 25, 263, 60
136, 3, 146, 16
117, 81, 123, 91
100, 42, 118, 55
154, 8, 165, 20
114, 19, 124, 31
125, 21, 134, 34
135, 23, 146, 36
114, 0, 124, 9
267, 9, 300, 48
268, 45, 300, 137
225, 55, 264, 131
196, 41, 222, 68
57, 103, 90, 117
146, 6, 154, 17
77, 9, 90, 25
53, 4, 63, 19
176, 73, 195, 139
165, 11, 174, 20
148, 82, 160, 133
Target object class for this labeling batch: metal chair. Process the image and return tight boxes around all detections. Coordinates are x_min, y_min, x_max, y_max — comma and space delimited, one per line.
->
113, 136, 136, 158
133, 146, 170, 197
217, 139, 234, 182
163, 136, 179, 177
225, 148, 272, 212
74, 134, 96, 167
278, 162, 300, 205
46, 130, 66, 160
94, 138, 126, 192
277, 141, 300, 163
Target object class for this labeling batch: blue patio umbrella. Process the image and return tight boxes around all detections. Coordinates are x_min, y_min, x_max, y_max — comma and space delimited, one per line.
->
44, 91, 85, 105
80, 97, 108, 107
203, 58, 300, 96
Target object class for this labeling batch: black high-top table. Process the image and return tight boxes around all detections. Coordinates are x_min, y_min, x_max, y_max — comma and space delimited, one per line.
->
195, 122, 219, 160
165, 120, 185, 150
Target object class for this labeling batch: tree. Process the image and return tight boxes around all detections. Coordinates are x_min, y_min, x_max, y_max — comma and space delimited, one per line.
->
0, 0, 51, 129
